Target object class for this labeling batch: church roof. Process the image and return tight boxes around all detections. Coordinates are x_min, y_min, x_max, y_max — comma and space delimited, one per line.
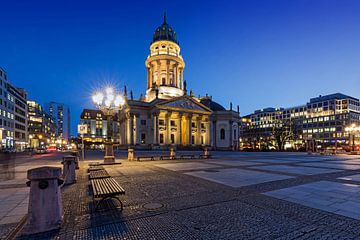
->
152, 13, 178, 45
200, 98, 226, 111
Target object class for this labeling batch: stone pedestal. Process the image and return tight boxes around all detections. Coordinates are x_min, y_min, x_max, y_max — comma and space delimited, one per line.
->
204, 147, 210, 158
23, 167, 63, 235
70, 151, 80, 169
62, 155, 77, 185
170, 147, 176, 160
104, 142, 115, 164
128, 148, 134, 161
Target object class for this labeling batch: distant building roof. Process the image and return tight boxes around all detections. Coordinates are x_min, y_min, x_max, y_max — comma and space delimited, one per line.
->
200, 98, 226, 111
309, 93, 359, 103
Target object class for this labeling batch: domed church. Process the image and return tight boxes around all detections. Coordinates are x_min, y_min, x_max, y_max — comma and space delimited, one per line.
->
118, 14, 241, 150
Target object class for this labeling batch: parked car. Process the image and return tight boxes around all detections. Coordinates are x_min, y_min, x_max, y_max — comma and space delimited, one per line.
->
35, 147, 47, 154
47, 146, 57, 152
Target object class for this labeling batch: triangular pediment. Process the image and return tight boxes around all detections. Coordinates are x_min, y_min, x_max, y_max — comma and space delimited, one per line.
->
155, 96, 212, 113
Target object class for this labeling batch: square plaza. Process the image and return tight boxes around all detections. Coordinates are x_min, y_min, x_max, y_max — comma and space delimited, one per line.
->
2, 151, 360, 239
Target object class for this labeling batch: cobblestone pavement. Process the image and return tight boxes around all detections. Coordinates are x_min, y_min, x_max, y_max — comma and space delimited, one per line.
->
6, 152, 360, 239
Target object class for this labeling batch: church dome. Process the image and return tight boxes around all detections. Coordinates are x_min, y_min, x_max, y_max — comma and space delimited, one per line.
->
152, 13, 178, 44
200, 98, 226, 111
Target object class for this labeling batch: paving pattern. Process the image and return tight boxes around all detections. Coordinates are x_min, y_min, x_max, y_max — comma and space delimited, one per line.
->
1, 151, 360, 239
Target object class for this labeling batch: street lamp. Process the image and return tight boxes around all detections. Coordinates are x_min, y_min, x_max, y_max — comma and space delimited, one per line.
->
92, 87, 126, 164
345, 123, 360, 152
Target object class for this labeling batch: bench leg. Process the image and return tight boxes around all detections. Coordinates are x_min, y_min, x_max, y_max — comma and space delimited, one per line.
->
95, 196, 124, 212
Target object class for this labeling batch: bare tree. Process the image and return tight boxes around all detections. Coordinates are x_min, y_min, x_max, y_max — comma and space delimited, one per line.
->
271, 119, 298, 151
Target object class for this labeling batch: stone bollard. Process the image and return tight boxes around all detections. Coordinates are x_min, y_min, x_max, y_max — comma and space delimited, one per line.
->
128, 148, 134, 161
204, 147, 210, 159
170, 147, 176, 160
62, 155, 77, 184
23, 167, 63, 235
70, 151, 80, 169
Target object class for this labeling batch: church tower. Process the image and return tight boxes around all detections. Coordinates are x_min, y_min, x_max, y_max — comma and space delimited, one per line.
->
145, 13, 185, 102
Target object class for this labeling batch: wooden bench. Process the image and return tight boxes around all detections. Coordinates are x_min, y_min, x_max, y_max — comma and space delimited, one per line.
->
88, 166, 105, 172
179, 154, 195, 159
159, 155, 175, 160
137, 156, 155, 161
89, 162, 100, 166
90, 178, 125, 211
89, 170, 110, 179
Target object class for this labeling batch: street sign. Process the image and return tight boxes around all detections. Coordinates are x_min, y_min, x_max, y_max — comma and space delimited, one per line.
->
77, 124, 88, 135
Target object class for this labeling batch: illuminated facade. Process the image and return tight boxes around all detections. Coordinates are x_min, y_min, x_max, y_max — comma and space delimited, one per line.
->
27, 100, 56, 148
0, 67, 28, 150
240, 93, 360, 151
116, 14, 241, 150
79, 109, 120, 148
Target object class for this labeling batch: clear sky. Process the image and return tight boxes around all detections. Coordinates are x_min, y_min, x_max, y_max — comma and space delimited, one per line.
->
1, 0, 359, 135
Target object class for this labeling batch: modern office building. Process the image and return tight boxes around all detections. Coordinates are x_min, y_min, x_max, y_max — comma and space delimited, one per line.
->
45, 102, 70, 144
240, 93, 360, 151
9, 86, 28, 151
0, 67, 28, 150
28, 100, 56, 148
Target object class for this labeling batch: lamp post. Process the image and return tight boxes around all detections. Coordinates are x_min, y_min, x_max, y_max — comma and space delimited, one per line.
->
92, 87, 126, 164
345, 123, 360, 152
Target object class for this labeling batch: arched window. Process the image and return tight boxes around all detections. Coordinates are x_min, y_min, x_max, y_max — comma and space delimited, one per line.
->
220, 128, 225, 140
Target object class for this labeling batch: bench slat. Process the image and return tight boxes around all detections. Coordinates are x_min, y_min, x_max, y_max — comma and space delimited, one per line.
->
91, 178, 125, 198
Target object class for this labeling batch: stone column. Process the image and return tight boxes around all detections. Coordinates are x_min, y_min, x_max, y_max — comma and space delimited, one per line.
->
153, 112, 159, 145
147, 67, 150, 89
179, 114, 183, 145
130, 113, 134, 146
165, 113, 170, 144
166, 60, 170, 85
197, 116, 202, 145
23, 167, 63, 235
213, 120, 217, 149
135, 114, 140, 145
206, 120, 211, 145
188, 115, 192, 145
174, 65, 178, 88
229, 120, 233, 150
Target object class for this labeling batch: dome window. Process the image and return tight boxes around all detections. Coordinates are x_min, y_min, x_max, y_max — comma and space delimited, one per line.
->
162, 45, 166, 48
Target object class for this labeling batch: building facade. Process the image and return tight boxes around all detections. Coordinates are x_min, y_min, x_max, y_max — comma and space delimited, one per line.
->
240, 93, 360, 151
45, 102, 70, 144
28, 100, 56, 148
79, 109, 121, 149
115, 15, 241, 150
0, 67, 28, 150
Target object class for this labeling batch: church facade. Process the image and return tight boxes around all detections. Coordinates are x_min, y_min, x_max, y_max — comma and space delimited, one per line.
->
118, 15, 241, 150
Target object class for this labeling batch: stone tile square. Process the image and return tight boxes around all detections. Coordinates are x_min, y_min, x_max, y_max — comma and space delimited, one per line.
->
297, 162, 360, 170
249, 159, 301, 164
185, 168, 293, 187
338, 174, 360, 182
155, 162, 217, 171
250, 165, 340, 175
207, 160, 261, 166
264, 181, 360, 220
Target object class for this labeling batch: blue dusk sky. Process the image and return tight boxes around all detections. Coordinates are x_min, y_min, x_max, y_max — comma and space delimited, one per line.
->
1, 0, 359, 135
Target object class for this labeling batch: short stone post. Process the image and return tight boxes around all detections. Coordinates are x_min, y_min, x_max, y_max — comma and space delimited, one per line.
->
204, 147, 210, 159
22, 167, 63, 235
62, 155, 77, 184
170, 147, 176, 160
128, 148, 134, 161
70, 151, 80, 169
